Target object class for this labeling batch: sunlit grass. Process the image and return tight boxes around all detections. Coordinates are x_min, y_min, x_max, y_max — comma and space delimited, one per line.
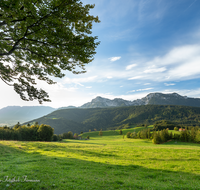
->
0, 129, 200, 189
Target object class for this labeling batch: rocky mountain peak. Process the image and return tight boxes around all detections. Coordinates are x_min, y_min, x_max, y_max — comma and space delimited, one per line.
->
91, 96, 108, 103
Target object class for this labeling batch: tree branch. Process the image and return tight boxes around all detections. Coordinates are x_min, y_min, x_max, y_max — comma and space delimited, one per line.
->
0, 76, 14, 86
0, 21, 6, 27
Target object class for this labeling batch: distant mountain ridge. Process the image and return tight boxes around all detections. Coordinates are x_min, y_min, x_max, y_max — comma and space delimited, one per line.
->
0, 106, 56, 126
81, 92, 200, 108
81, 96, 133, 108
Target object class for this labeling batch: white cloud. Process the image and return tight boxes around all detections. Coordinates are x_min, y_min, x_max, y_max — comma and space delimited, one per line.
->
167, 58, 200, 80
143, 67, 166, 74
128, 76, 143, 80
126, 63, 137, 70
64, 76, 97, 84
164, 83, 175, 86
107, 76, 113, 79
128, 88, 153, 93
61, 44, 200, 85
109, 57, 121, 62
147, 45, 200, 66
76, 82, 84, 87
136, 88, 153, 92
128, 44, 200, 82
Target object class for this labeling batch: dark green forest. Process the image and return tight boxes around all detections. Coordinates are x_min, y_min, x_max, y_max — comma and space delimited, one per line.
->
24, 105, 200, 134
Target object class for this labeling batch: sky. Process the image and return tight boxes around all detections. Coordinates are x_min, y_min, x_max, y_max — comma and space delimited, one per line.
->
1, 0, 200, 109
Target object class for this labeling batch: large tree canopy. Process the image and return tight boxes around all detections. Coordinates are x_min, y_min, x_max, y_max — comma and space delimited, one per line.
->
0, 0, 100, 103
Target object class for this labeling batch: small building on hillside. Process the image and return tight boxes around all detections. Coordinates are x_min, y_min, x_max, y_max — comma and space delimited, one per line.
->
179, 128, 185, 131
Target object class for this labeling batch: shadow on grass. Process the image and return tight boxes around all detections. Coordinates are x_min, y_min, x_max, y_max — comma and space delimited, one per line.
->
0, 142, 200, 190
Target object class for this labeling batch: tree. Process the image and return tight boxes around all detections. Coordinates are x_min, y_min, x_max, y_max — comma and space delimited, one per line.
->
62, 131, 73, 139
52, 134, 59, 141
16, 125, 31, 141
152, 131, 161, 144
195, 131, 200, 143
38, 124, 54, 141
174, 127, 178, 131
148, 128, 151, 140
0, 0, 100, 103
190, 127, 196, 142
74, 133, 78, 139
126, 132, 131, 138
99, 129, 102, 137
29, 124, 40, 141
13, 122, 21, 129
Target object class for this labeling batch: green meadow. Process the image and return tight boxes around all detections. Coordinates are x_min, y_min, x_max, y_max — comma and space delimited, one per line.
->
0, 128, 200, 190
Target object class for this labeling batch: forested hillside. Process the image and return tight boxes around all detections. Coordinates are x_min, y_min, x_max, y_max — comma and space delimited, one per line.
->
24, 105, 200, 134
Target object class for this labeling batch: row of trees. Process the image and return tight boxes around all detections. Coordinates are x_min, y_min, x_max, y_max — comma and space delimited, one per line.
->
0, 123, 54, 141
52, 131, 80, 141
126, 126, 200, 144
126, 128, 152, 139
0, 123, 82, 142
152, 127, 200, 144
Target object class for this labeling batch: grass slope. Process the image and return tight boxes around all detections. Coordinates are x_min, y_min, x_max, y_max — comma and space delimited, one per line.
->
0, 129, 200, 189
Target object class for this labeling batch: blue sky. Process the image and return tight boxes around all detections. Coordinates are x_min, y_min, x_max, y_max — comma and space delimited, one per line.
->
1, 0, 200, 108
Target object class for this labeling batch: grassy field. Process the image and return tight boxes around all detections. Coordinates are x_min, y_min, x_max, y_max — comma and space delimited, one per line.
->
0, 127, 200, 189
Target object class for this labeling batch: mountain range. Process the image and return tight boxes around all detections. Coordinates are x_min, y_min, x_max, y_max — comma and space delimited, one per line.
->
1, 92, 200, 126
80, 92, 195, 108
